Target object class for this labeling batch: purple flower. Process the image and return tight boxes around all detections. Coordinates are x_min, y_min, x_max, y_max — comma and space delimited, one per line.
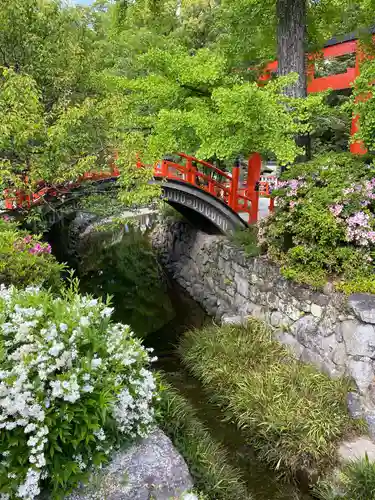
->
289, 201, 297, 209
346, 227, 369, 245
277, 180, 289, 188
329, 204, 343, 217
289, 180, 299, 191
347, 211, 370, 228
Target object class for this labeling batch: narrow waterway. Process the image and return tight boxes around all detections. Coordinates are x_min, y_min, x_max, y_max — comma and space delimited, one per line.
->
48, 222, 313, 500
147, 279, 312, 500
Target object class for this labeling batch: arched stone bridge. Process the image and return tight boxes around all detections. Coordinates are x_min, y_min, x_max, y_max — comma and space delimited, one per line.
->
159, 180, 248, 234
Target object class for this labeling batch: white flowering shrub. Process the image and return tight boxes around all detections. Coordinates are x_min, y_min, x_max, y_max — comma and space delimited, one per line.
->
0, 283, 157, 499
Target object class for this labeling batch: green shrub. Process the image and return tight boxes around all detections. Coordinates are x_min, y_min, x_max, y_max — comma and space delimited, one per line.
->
0, 218, 63, 289
353, 60, 375, 153
230, 227, 260, 257
179, 320, 360, 480
262, 152, 375, 290
156, 375, 251, 500
0, 283, 157, 499
315, 456, 375, 500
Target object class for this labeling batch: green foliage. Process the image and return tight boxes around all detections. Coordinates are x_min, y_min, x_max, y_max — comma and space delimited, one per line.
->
315, 455, 375, 500
107, 47, 327, 165
352, 60, 375, 152
156, 375, 251, 500
262, 153, 375, 289
230, 227, 260, 257
3, 0, 375, 216
97, 0, 335, 168
79, 229, 174, 336
310, 91, 352, 155
0, 0, 160, 212
0, 283, 156, 499
0, 218, 63, 289
0, 1, 113, 200
179, 320, 361, 480
0, 65, 113, 199
0, 0, 95, 108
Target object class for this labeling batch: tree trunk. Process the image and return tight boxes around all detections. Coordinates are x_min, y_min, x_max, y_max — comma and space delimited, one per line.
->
277, 0, 311, 162
277, 0, 307, 98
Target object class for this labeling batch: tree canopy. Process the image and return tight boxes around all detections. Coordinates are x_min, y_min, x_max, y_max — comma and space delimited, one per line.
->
1, 0, 375, 209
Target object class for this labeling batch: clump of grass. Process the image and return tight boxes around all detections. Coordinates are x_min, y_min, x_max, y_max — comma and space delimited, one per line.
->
179, 320, 362, 480
315, 455, 375, 499
230, 227, 260, 257
155, 374, 251, 500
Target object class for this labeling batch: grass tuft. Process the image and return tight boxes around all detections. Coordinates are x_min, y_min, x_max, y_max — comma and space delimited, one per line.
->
230, 227, 260, 257
314, 455, 375, 499
155, 374, 252, 500
179, 320, 362, 480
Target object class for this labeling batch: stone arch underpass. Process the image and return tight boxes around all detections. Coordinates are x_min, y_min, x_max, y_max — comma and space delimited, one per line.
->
158, 179, 248, 234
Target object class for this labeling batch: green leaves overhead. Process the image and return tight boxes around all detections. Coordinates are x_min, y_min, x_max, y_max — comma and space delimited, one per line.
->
0, 68, 112, 193
2, 0, 375, 210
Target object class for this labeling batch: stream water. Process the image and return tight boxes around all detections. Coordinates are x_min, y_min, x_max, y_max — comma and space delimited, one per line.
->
148, 279, 312, 500
49, 223, 313, 500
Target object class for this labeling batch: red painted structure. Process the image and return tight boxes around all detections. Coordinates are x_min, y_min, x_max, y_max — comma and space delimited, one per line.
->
2, 35, 372, 222
138, 152, 263, 224
260, 37, 369, 154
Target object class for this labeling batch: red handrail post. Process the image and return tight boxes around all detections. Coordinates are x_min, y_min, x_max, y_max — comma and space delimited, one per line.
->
161, 160, 168, 177
269, 197, 275, 213
186, 157, 193, 184
247, 153, 262, 190
247, 153, 262, 223
4, 189, 14, 210
230, 166, 240, 211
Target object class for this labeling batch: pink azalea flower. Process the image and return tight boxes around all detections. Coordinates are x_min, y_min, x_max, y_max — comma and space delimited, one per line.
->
347, 211, 370, 228
329, 204, 343, 216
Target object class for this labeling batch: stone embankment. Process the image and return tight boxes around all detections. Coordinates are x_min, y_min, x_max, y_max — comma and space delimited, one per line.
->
152, 220, 375, 431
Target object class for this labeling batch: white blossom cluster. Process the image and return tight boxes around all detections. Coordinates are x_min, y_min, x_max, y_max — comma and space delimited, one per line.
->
0, 284, 157, 500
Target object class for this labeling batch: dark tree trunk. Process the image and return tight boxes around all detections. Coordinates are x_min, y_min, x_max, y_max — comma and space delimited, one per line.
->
277, 0, 307, 97
277, 0, 310, 163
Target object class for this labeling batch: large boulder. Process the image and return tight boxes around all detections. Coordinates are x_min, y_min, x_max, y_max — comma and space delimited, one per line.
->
67, 429, 194, 500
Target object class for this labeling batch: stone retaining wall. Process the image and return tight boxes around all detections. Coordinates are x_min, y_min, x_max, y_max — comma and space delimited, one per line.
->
152, 220, 375, 429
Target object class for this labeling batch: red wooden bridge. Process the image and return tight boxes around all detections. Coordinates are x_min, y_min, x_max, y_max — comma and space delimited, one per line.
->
138, 152, 273, 225
2, 33, 371, 232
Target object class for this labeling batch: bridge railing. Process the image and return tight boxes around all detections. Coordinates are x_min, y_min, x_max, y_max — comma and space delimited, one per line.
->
3, 152, 275, 224
148, 153, 267, 223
